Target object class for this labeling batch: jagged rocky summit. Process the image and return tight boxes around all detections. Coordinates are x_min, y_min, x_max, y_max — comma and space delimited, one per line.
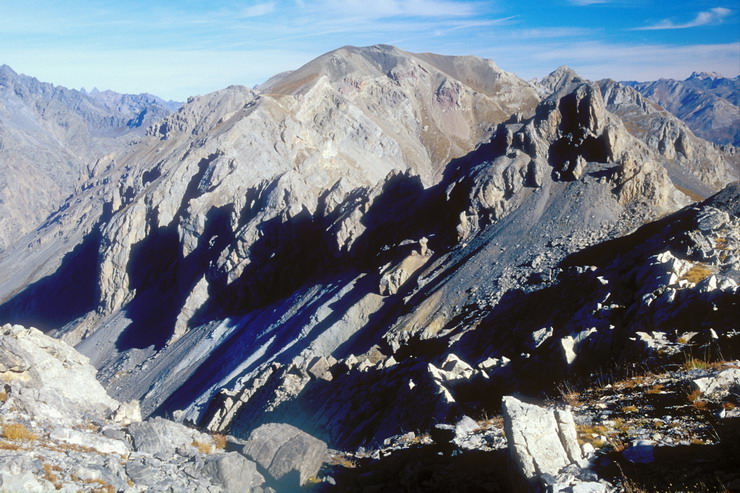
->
0, 44, 738, 491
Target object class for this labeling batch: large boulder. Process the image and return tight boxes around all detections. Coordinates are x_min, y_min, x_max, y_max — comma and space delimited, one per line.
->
241, 423, 327, 487
691, 368, 740, 398
501, 396, 582, 487
128, 416, 213, 457
201, 452, 265, 493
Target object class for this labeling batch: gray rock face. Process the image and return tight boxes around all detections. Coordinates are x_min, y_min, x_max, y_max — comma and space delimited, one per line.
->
692, 368, 740, 398
501, 396, 615, 492
128, 416, 213, 457
0, 46, 737, 478
242, 423, 327, 486
599, 79, 737, 192
201, 452, 266, 493
502, 396, 581, 481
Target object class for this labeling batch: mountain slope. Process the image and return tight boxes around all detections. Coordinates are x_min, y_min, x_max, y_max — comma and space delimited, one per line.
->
624, 72, 740, 146
0, 65, 179, 251
0, 46, 736, 459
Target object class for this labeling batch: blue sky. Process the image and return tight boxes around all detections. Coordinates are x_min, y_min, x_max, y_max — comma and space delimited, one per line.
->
1, 1, 738, 100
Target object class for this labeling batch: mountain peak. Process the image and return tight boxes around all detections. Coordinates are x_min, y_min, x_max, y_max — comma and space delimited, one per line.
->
687, 71, 724, 81
534, 65, 585, 97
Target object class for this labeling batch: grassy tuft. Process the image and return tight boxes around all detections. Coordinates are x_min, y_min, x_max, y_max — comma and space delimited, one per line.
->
212, 434, 227, 450
2, 423, 37, 441
192, 440, 213, 454
680, 263, 713, 284
645, 384, 664, 394
41, 462, 63, 490
327, 453, 358, 469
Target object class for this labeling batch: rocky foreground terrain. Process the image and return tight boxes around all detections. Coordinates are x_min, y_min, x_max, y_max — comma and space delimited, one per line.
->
0, 45, 738, 491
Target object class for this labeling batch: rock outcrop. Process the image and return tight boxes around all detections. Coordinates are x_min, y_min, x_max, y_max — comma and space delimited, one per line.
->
502, 396, 613, 492
0, 322, 339, 491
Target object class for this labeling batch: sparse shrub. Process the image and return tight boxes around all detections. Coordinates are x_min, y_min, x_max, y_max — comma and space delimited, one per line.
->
683, 356, 711, 371
692, 399, 708, 411
556, 381, 583, 407
607, 436, 628, 453
687, 388, 702, 402
475, 415, 504, 432
2, 423, 37, 441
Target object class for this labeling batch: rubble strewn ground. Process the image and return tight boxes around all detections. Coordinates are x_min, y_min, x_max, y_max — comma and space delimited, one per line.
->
312, 359, 739, 492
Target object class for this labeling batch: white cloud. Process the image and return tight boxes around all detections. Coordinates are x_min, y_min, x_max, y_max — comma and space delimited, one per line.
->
633, 7, 732, 30
238, 2, 277, 18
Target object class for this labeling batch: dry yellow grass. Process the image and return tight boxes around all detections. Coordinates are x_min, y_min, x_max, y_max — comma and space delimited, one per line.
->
192, 440, 213, 454
327, 453, 358, 469
41, 462, 62, 489
212, 434, 227, 450
576, 424, 610, 448
2, 423, 37, 441
674, 184, 706, 203
86, 478, 115, 493
680, 263, 713, 284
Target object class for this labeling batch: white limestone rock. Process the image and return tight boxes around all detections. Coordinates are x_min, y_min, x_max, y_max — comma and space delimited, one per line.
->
501, 396, 582, 483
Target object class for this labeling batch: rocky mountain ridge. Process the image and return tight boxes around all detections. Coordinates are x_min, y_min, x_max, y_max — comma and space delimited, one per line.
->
0, 64, 180, 252
623, 72, 739, 147
0, 44, 738, 491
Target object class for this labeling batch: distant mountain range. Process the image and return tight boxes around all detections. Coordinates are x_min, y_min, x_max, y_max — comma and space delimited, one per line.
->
0, 65, 180, 251
623, 71, 739, 146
